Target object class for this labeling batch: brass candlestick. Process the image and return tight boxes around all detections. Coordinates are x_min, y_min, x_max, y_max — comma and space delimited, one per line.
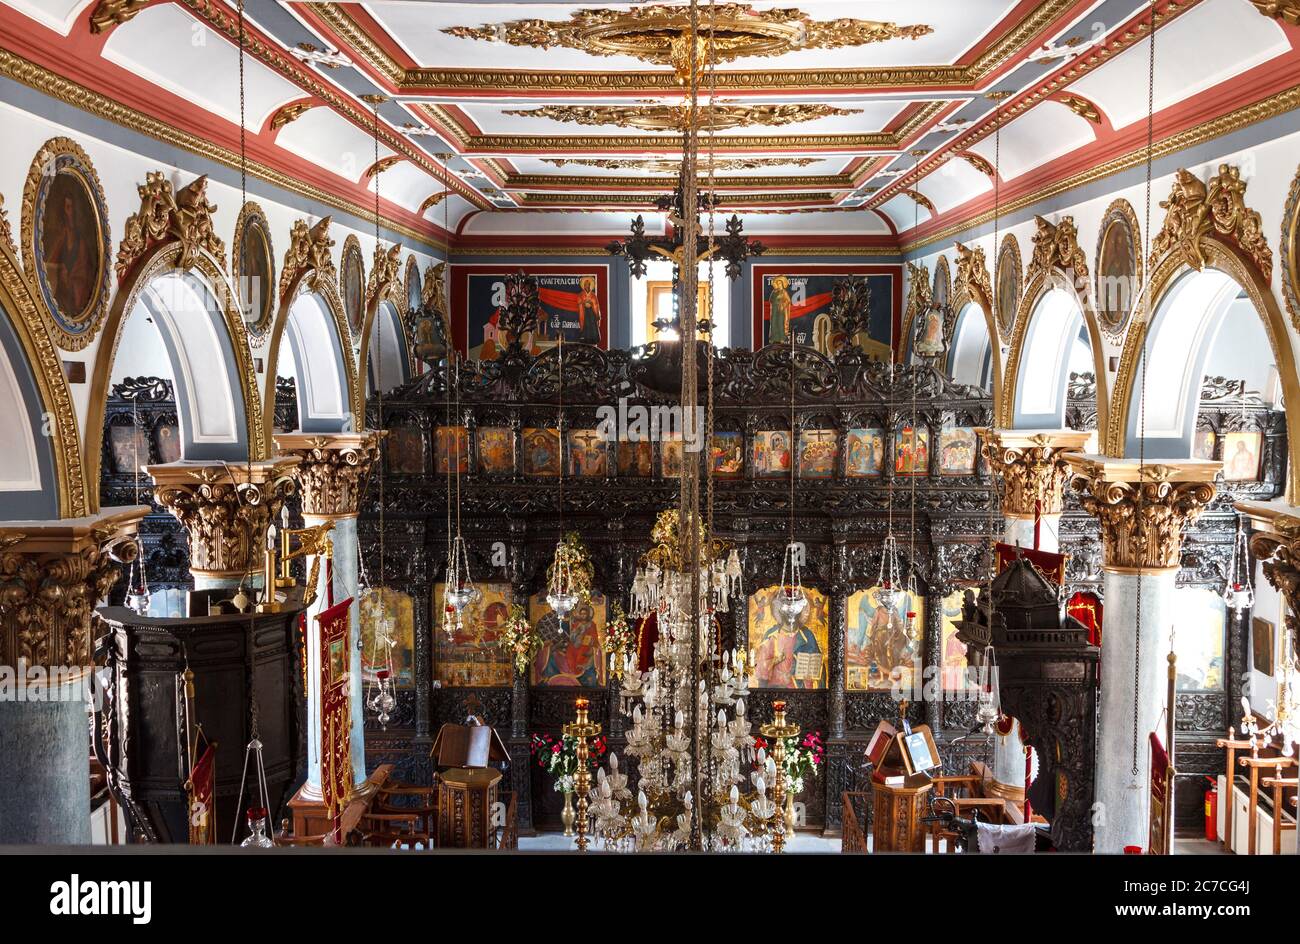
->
759, 700, 800, 853
563, 696, 601, 852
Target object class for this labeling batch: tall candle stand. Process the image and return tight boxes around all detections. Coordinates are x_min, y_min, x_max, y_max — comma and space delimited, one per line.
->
563, 697, 601, 851
759, 700, 799, 853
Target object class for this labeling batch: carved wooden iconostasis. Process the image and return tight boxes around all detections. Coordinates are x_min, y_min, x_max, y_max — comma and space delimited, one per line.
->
99, 358, 1286, 835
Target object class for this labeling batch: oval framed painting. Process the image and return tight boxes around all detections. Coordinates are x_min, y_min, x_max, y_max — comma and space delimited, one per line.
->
995, 233, 1021, 337
340, 234, 366, 344
232, 201, 275, 342
21, 137, 112, 351
1282, 164, 1300, 333
1095, 198, 1141, 336
932, 254, 951, 313
405, 255, 422, 314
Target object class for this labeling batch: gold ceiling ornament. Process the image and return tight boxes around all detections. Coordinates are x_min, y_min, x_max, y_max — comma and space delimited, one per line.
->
365, 242, 405, 311
363, 156, 404, 180
958, 152, 996, 177
1068, 458, 1218, 574
444, 5, 931, 83
977, 429, 1090, 519
1027, 214, 1088, 285
903, 189, 935, 214
1057, 95, 1102, 123
1249, 1, 1300, 25
1149, 163, 1273, 281
278, 216, 336, 302
270, 101, 317, 130
502, 102, 859, 133
88, 0, 149, 34
419, 191, 449, 214
954, 241, 993, 309
542, 156, 820, 173
273, 431, 385, 520
516, 191, 834, 208
0, 193, 10, 252
116, 172, 226, 280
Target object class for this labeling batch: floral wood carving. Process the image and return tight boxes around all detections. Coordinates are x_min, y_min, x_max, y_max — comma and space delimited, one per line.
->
1150, 164, 1272, 281
116, 172, 226, 280
89, 0, 149, 34
279, 216, 336, 301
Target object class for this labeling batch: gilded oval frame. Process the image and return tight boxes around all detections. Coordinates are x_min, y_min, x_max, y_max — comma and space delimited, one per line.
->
231, 200, 276, 343
340, 234, 366, 346
1281, 162, 1300, 334
1094, 198, 1142, 337
994, 233, 1021, 338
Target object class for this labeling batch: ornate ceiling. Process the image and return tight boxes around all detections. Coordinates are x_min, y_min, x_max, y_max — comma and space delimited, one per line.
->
1, 0, 1296, 245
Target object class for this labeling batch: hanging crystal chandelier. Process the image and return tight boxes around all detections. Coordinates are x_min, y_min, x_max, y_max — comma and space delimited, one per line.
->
876, 534, 904, 611
1223, 518, 1254, 614
776, 542, 806, 624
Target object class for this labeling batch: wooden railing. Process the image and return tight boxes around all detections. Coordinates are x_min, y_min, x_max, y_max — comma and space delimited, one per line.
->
842, 791, 870, 853
494, 791, 519, 850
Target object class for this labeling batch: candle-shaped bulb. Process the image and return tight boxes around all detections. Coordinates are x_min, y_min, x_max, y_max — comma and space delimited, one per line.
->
267, 524, 277, 550
674, 709, 683, 729
281, 505, 289, 529
609, 752, 619, 773
638, 790, 648, 811
730, 785, 739, 805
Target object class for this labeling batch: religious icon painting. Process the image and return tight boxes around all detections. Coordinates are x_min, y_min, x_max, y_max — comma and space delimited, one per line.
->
530, 590, 607, 687
752, 430, 792, 477
434, 425, 469, 474
434, 581, 513, 687
341, 235, 366, 342
328, 637, 348, 687
660, 435, 686, 478
108, 424, 151, 475
1172, 587, 1225, 691
617, 439, 654, 477
995, 234, 1021, 337
567, 429, 609, 477
893, 423, 930, 475
154, 420, 182, 465
386, 426, 426, 474
1222, 431, 1262, 481
939, 590, 971, 691
23, 138, 113, 351
709, 431, 745, 479
747, 585, 828, 690
232, 201, 275, 341
798, 429, 837, 478
846, 586, 925, 692
938, 426, 977, 475
753, 267, 893, 352
462, 267, 608, 360
1252, 617, 1275, 676
476, 426, 514, 473
1193, 428, 1217, 461
359, 587, 415, 689
845, 427, 885, 477
522, 427, 561, 476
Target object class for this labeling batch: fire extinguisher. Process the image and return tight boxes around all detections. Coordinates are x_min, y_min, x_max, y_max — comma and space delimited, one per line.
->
1204, 776, 1218, 842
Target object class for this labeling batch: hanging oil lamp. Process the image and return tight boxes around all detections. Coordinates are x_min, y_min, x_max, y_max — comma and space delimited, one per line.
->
776, 541, 807, 625
1223, 518, 1254, 614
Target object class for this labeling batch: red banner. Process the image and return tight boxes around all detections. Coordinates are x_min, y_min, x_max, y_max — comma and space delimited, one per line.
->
317, 597, 354, 838
1148, 732, 1171, 854
187, 742, 217, 845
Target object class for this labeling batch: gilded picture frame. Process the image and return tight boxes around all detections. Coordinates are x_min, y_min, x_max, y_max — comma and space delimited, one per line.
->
340, 234, 366, 344
232, 201, 275, 342
995, 233, 1021, 337
1095, 198, 1142, 337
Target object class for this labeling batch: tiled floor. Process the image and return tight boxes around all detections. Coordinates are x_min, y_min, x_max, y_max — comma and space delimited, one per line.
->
517, 833, 1230, 854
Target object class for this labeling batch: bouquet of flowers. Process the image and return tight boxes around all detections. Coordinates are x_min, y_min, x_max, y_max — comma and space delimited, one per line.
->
497, 603, 538, 676
753, 730, 825, 795
530, 732, 609, 793
605, 602, 634, 676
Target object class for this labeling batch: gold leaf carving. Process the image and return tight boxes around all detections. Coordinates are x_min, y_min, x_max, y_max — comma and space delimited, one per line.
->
279, 216, 336, 302
1150, 164, 1272, 280
503, 102, 858, 133
116, 172, 226, 280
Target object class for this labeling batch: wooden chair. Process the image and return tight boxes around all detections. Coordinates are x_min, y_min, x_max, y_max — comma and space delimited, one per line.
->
928, 774, 981, 853
353, 811, 430, 850
375, 780, 438, 838
1239, 754, 1295, 855
273, 818, 332, 847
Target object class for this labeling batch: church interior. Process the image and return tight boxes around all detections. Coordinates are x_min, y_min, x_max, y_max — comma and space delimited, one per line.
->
3, 0, 1300, 860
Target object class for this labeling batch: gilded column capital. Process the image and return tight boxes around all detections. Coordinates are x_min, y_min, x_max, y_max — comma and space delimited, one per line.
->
147, 459, 300, 579
273, 430, 385, 520
1236, 499, 1300, 649
1067, 456, 1219, 574
0, 505, 148, 677
977, 428, 1092, 519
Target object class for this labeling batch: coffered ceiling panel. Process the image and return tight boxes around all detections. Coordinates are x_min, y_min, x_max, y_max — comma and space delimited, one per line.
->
966, 100, 1095, 180
0, 0, 90, 36
277, 106, 400, 180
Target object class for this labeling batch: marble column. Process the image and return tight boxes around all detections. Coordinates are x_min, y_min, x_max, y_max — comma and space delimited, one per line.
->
1068, 455, 1219, 853
976, 429, 1090, 803
274, 432, 383, 795
0, 506, 147, 844
147, 459, 300, 592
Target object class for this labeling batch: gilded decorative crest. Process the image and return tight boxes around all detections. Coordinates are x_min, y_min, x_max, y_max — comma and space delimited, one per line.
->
954, 241, 992, 309
232, 201, 275, 341
0, 194, 11, 252
1249, 1, 1300, 25
364, 156, 404, 180
88, 0, 149, 34
366, 242, 404, 312
903, 189, 936, 215
419, 191, 449, 214
279, 216, 336, 301
116, 172, 225, 280
1057, 95, 1101, 123
445, 5, 931, 82
1028, 215, 1088, 285
1150, 164, 1272, 281
422, 261, 448, 314
20, 137, 113, 351
503, 102, 858, 133
958, 152, 996, 178
270, 101, 316, 130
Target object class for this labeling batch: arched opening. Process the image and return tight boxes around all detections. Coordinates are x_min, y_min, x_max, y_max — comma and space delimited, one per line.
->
367, 300, 410, 397
273, 291, 351, 433
1013, 287, 1089, 429
1123, 267, 1275, 459
946, 301, 993, 390
0, 303, 59, 519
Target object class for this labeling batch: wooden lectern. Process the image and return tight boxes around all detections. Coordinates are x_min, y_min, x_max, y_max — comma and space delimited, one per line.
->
867, 721, 938, 852
431, 718, 509, 848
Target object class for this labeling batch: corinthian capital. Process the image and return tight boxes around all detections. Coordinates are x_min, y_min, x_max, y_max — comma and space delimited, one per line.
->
0, 506, 147, 676
147, 459, 300, 579
978, 428, 1091, 519
273, 431, 385, 519
1067, 456, 1219, 574
1237, 499, 1300, 651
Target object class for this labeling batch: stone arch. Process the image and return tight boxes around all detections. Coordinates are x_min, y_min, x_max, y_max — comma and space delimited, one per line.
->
0, 228, 87, 518
357, 242, 411, 414
85, 173, 263, 512
948, 241, 1003, 400
1000, 215, 1110, 435
1109, 166, 1298, 497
